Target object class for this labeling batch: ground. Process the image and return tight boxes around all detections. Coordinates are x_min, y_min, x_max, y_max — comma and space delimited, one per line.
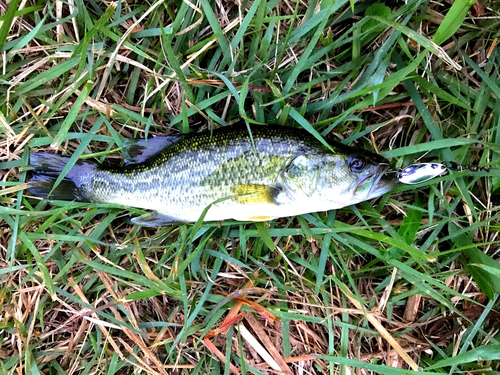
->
1, 0, 500, 374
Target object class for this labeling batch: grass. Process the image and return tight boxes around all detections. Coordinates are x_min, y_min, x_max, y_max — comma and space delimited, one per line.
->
1, 0, 500, 373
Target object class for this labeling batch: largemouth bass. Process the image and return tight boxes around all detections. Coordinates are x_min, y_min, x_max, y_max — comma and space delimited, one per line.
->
28, 124, 396, 226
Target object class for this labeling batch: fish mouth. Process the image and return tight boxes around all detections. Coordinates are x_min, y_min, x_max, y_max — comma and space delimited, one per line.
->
354, 164, 397, 199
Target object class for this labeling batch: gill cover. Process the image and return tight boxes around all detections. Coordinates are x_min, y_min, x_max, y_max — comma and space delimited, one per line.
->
283, 154, 322, 196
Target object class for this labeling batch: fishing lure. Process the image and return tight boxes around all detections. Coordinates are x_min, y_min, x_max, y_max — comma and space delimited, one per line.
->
397, 162, 491, 185
397, 163, 448, 184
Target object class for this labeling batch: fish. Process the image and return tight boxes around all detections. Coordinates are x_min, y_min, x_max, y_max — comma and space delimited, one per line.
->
27, 124, 397, 226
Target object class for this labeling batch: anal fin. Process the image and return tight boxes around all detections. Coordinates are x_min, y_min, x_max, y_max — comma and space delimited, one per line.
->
131, 212, 187, 227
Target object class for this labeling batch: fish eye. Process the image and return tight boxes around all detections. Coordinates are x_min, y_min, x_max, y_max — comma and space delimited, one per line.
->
349, 156, 366, 172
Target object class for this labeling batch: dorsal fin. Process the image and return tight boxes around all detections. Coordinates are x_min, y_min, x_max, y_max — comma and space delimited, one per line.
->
122, 135, 183, 164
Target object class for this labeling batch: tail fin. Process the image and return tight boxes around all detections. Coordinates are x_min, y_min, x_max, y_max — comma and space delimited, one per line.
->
27, 152, 97, 201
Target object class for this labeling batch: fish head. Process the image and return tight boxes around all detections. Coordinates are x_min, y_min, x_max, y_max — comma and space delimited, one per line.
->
281, 148, 396, 209
342, 150, 396, 203
304, 149, 396, 208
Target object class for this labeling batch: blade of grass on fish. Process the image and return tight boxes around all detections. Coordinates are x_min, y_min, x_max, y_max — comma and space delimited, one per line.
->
188, 195, 233, 245
28, 133, 114, 147
78, 147, 123, 160
289, 108, 335, 153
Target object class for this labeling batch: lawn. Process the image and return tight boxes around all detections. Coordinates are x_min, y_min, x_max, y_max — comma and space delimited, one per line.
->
1, 0, 500, 374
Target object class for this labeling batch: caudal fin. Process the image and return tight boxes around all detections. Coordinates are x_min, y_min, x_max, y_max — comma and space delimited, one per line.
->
27, 152, 97, 201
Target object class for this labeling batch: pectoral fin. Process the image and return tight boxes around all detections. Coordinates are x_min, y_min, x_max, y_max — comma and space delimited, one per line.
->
131, 212, 187, 227
231, 184, 281, 205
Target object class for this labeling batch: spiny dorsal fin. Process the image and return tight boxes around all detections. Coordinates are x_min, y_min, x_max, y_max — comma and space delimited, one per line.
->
122, 135, 183, 165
